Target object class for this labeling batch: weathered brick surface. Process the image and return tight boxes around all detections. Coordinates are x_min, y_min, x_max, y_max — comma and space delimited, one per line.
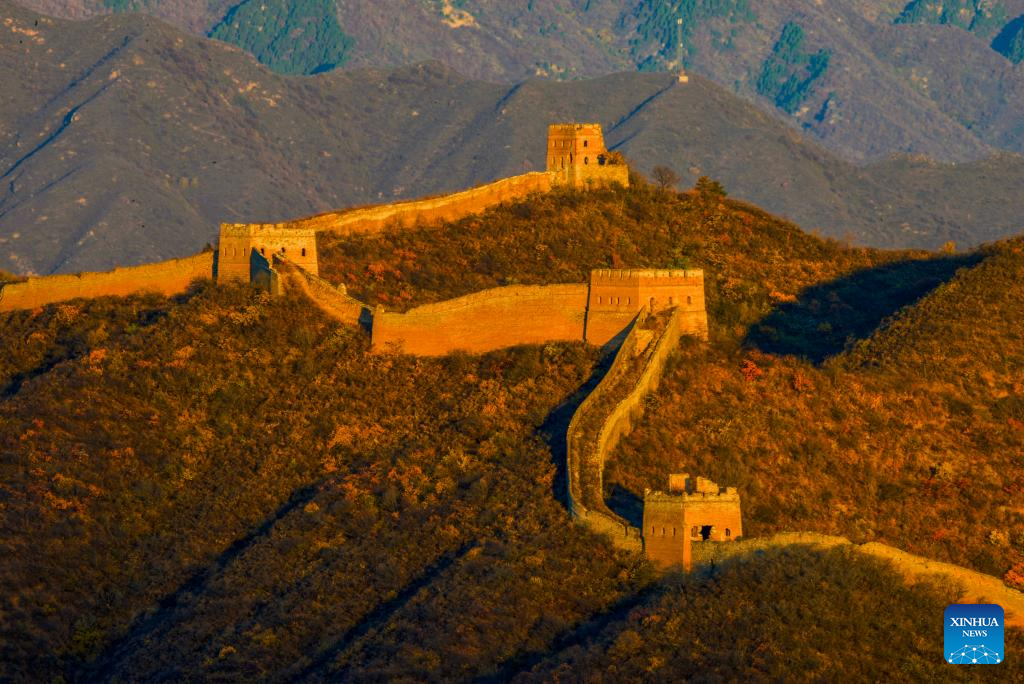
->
0, 252, 215, 312
546, 123, 630, 189
371, 284, 589, 355
218, 225, 318, 282
274, 256, 369, 327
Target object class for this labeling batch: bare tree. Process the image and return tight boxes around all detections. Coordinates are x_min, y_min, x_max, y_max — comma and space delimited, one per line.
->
651, 165, 680, 191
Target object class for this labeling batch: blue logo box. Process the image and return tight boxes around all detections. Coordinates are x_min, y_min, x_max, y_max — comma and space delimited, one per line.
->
945, 604, 1004, 664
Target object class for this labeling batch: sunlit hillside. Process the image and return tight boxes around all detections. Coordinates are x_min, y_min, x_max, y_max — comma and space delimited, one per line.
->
1, 181, 1021, 680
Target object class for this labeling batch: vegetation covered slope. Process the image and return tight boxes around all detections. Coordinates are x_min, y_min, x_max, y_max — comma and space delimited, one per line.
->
208, 0, 353, 75
1, 183, 1022, 680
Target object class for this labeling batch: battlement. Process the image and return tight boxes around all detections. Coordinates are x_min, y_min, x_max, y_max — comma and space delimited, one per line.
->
643, 473, 743, 570
590, 268, 704, 283
644, 488, 742, 505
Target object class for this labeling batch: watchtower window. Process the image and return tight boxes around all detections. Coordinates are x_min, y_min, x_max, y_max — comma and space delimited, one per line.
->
597, 296, 602, 304
691, 525, 699, 538
700, 525, 713, 540
584, 157, 589, 165
583, 140, 589, 147
669, 296, 674, 305
725, 528, 731, 538
301, 248, 306, 257
260, 247, 265, 255
687, 295, 693, 305
281, 246, 286, 253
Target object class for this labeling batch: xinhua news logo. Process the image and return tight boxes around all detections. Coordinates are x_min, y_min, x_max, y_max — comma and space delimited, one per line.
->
945, 604, 1004, 665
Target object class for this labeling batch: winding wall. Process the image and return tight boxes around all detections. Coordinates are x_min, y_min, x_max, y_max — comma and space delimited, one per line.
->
274, 257, 369, 327
565, 307, 688, 551
0, 252, 215, 312
692, 532, 1024, 626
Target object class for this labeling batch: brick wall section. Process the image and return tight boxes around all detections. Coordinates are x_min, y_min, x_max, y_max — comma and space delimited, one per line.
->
371, 284, 589, 355
689, 533, 1024, 626
642, 496, 693, 569
566, 308, 694, 552
0, 252, 215, 312
274, 256, 369, 327
236, 172, 554, 239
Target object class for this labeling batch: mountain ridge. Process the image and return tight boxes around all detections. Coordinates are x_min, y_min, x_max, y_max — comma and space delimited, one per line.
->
12, 0, 1024, 163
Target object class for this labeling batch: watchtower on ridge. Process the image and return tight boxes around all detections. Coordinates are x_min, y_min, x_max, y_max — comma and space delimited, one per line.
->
547, 123, 630, 189
217, 224, 319, 282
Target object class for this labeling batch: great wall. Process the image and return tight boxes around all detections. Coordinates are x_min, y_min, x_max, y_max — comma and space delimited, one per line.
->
2, 123, 1022, 616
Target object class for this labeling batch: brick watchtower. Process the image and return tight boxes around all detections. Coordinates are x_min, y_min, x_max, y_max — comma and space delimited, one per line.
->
643, 474, 742, 570
217, 224, 319, 282
547, 123, 629, 189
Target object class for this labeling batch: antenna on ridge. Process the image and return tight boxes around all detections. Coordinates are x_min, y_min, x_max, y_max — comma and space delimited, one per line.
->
676, 15, 689, 83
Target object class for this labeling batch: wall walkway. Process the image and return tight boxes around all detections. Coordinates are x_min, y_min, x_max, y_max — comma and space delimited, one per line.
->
692, 532, 1024, 626
565, 307, 688, 552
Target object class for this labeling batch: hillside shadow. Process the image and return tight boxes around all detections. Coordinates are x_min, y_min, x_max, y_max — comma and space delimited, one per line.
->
606, 483, 643, 529
478, 580, 669, 682
992, 16, 1024, 58
744, 254, 981, 364
79, 481, 322, 682
290, 542, 477, 681
537, 340, 621, 509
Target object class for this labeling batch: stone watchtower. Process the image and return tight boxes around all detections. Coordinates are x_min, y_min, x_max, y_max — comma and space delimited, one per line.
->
547, 123, 630, 189
585, 268, 708, 346
217, 224, 319, 283
642, 474, 742, 570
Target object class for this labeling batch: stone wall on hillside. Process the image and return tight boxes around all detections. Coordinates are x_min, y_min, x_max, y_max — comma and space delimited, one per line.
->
371, 284, 589, 355
0, 252, 215, 312
274, 256, 369, 328
565, 310, 653, 552
689, 533, 1024, 626
238, 172, 554, 239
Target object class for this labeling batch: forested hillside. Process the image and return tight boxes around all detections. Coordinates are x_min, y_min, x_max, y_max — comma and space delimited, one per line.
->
3, 182, 1020, 680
